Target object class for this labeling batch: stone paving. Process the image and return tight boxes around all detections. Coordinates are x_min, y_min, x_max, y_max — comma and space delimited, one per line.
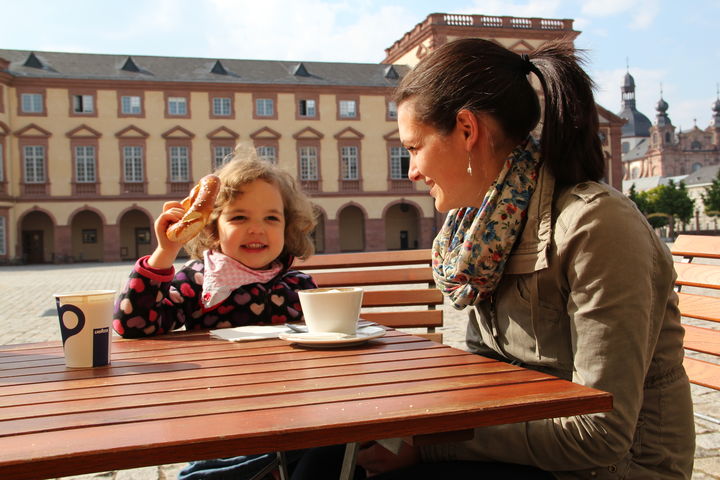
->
0, 261, 717, 479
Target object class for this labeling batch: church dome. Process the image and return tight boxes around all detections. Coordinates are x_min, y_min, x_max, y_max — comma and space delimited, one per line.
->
623, 72, 635, 90
656, 97, 669, 113
713, 98, 720, 114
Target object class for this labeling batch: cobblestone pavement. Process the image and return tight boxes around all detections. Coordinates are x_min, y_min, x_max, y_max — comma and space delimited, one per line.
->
0, 262, 717, 479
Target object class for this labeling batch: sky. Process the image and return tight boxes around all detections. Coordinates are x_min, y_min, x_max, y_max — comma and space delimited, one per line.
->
1, 0, 717, 131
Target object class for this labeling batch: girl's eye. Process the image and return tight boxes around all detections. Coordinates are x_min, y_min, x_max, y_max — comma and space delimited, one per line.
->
266, 216, 281, 222
230, 216, 246, 222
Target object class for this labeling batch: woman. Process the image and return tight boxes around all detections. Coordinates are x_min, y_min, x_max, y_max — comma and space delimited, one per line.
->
293, 38, 694, 480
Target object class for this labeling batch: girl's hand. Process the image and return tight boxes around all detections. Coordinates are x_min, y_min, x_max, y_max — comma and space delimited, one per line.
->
357, 442, 420, 477
148, 201, 186, 269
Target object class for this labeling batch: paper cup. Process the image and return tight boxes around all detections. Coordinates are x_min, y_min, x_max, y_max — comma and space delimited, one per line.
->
298, 287, 364, 335
54, 290, 116, 368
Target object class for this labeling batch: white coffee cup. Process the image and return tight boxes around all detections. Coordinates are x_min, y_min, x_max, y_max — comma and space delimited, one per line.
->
54, 290, 116, 368
298, 287, 364, 335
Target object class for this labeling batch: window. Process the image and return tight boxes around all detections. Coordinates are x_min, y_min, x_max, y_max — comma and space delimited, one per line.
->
169, 146, 189, 181
212, 97, 232, 116
341, 146, 359, 180
339, 100, 356, 118
390, 146, 410, 179
213, 146, 233, 169
299, 146, 318, 180
691, 140, 702, 150
121, 95, 142, 114
387, 101, 398, 119
21, 93, 43, 113
123, 146, 144, 182
168, 97, 187, 116
0, 216, 5, 255
82, 229, 97, 244
622, 141, 629, 154
23, 146, 45, 183
298, 99, 316, 118
0, 143, 4, 182
73, 95, 94, 114
256, 146, 277, 163
75, 146, 96, 182
692, 162, 703, 172
256, 98, 274, 117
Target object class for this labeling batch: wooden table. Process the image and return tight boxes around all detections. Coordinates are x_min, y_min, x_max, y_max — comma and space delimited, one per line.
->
0, 329, 612, 480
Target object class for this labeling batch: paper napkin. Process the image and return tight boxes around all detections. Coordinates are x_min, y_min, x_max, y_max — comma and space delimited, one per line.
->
210, 325, 289, 342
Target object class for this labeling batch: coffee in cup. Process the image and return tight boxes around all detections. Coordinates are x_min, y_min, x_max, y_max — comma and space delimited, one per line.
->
54, 290, 116, 368
298, 287, 363, 335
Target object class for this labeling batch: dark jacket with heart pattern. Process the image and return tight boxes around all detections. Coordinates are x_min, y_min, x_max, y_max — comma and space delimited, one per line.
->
113, 255, 317, 338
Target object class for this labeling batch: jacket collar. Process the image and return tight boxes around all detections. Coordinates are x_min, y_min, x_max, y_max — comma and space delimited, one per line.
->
504, 163, 555, 275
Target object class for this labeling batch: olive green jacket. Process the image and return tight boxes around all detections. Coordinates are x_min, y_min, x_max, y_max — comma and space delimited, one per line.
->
420, 166, 695, 479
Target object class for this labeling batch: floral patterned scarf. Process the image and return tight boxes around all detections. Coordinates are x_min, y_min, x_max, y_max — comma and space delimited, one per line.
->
432, 137, 541, 309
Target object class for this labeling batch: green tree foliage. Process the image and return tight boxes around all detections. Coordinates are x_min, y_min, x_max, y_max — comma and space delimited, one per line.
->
700, 169, 720, 217
627, 180, 695, 233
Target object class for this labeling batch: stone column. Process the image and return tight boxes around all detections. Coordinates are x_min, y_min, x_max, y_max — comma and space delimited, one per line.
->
324, 219, 340, 253
103, 224, 121, 262
54, 225, 72, 263
365, 218, 385, 251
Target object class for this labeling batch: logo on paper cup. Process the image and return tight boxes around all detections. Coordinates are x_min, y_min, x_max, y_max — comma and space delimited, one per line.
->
56, 301, 85, 345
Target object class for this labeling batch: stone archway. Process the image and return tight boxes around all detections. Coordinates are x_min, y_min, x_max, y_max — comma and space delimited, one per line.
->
384, 202, 420, 250
338, 205, 365, 252
70, 210, 104, 262
20, 210, 55, 263
118, 208, 153, 261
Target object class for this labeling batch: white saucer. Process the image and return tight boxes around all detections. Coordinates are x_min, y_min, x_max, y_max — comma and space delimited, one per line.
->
278, 325, 386, 348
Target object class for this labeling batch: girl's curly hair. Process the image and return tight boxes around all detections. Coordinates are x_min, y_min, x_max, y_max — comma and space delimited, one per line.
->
184, 144, 317, 262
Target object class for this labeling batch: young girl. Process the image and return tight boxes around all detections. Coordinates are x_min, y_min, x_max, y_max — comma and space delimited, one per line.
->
113, 149, 318, 338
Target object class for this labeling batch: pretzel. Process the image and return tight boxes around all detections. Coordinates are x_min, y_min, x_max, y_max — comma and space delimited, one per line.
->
166, 174, 221, 243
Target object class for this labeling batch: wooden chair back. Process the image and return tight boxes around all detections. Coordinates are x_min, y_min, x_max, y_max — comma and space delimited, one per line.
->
671, 235, 720, 391
294, 249, 444, 342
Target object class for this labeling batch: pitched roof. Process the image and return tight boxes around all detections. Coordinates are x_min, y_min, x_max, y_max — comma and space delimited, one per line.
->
682, 164, 720, 186
0, 49, 409, 88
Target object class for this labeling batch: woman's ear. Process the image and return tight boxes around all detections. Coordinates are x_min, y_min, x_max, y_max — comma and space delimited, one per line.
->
455, 109, 482, 150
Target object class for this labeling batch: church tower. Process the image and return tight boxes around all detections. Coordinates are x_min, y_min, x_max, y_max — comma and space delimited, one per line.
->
711, 92, 720, 147
617, 70, 652, 155
650, 92, 675, 150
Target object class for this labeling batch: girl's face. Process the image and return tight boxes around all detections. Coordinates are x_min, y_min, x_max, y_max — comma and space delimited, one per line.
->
216, 179, 285, 269
398, 99, 487, 212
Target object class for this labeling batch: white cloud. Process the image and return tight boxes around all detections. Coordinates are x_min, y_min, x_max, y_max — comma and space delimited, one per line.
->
461, 0, 562, 17
592, 67, 666, 114
579, 0, 659, 30
205, 0, 412, 62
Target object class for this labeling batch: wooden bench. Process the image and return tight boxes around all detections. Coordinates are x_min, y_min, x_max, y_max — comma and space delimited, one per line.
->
294, 249, 444, 342
670, 234, 720, 391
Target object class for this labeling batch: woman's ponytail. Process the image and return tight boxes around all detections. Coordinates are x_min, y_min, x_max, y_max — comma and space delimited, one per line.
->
529, 39, 605, 185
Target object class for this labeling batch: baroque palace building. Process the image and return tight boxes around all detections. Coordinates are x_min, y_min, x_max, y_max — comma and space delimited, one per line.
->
0, 12, 623, 263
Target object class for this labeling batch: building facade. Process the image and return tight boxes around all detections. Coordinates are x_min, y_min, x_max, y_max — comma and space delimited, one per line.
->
0, 13, 622, 263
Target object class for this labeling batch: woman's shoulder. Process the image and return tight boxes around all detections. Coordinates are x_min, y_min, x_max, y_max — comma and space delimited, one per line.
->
555, 181, 642, 227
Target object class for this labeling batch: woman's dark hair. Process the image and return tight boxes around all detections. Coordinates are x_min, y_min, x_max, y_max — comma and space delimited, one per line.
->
394, 37, 605, 186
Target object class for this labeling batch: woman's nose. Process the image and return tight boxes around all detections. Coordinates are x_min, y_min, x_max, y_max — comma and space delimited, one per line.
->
407, 157, 422, 182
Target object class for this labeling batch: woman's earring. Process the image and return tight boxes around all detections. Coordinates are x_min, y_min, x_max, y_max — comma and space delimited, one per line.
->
466, 153, 473, 176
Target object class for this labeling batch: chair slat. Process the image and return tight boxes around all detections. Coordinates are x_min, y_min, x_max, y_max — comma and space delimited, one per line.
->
362, 289, 443, 308
671, 235, 720, 259
312, 268, 434, 288
362, 311, 443, 328
677, 292, 720, 323
674, 262, 720, 290
683, 325, 720, 356
683, 357, 720, 390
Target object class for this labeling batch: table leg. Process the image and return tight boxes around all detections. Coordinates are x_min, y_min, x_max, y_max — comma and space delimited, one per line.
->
277, 451, 289, 480
339, 442, 360, 480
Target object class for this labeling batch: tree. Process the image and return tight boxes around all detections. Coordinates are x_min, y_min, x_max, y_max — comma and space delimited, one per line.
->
700, 169, 720, 218
628, 183, 668, 229
650, 180, 695, 236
